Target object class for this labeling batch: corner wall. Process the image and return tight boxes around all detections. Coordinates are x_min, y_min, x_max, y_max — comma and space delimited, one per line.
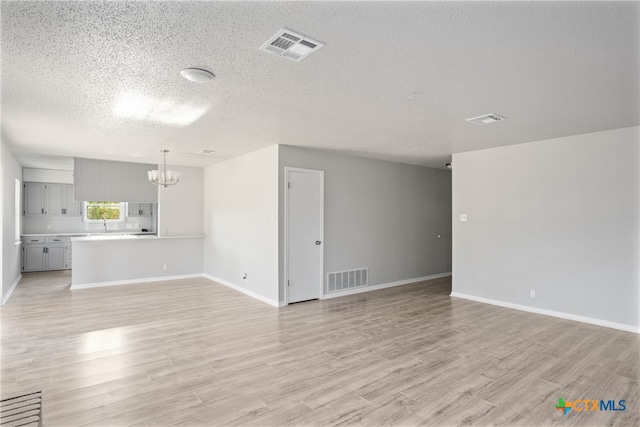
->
452, 126, 639, 330
1, 140, 23, 305
279, 145, 452, 304
203, 145, 279, 305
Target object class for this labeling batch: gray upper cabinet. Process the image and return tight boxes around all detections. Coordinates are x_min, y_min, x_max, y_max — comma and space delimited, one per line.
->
47, 184, 65, 215
23, 182, 82, 217
64, 184, 82, 216
128, 202, 153, 217
24, 182, 46, 215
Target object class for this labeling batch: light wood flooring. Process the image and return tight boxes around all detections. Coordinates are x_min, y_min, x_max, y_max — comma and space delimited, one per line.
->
1, 271, 638, 426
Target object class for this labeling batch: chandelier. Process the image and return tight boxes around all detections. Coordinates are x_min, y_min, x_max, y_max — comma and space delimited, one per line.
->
148, 150, 180, 187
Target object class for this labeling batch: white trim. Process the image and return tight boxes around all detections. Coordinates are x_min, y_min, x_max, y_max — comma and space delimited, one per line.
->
70, 274, 203, 290
202, 274, 284, 307
322, 272, 452, 300
2, 274, 22, 306
450, 292, 639, 334
284, 167, 324, 305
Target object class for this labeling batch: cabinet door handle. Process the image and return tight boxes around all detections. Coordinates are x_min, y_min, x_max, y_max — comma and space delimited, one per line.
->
41, 208, 44, 214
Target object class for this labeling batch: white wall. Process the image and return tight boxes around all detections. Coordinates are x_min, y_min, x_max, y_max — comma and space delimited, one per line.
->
1, 140, 23, 304
452, 126, 639, 330
158, 165, 204, 237
279, 145, 452, 303
203, 145, 279, 305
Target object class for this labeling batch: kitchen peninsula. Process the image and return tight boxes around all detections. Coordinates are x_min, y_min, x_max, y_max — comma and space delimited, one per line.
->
70, 234, 204, 289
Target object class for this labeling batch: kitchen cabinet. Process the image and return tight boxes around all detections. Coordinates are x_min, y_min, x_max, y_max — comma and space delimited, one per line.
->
64, 185, 82, 216
128, 202, 153, 217
46, 244, 66, 270
24, 183, 46, 215
23, 244, 46, 271
22, 236, 71, 272
47, 184, 65, 215
23, 183, 81, 217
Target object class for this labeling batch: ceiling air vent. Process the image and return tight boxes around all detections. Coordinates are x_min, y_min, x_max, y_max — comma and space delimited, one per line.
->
259, 28, 324, 62
465, 114, 506, 125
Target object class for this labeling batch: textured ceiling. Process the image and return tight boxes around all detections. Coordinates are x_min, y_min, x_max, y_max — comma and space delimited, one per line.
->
2, 1, 638, 169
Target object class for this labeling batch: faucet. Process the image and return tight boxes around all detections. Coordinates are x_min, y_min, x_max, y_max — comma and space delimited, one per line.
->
103, 218, 107, 233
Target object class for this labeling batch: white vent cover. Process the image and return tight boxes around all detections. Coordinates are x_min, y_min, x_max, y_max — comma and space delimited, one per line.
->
259, 28, 324, 62
465, 114, 506, 125
327, 268, 368, 293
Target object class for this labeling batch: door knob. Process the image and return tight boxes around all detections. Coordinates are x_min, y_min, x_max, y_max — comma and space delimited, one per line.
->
315, 241, 322, 245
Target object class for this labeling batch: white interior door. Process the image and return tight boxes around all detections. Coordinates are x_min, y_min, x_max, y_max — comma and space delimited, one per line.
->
286, 168, 324, 303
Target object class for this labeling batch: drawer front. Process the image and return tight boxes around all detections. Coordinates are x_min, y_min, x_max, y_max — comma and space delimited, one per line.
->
24, 237, 45, 244
46, 237, 67, 244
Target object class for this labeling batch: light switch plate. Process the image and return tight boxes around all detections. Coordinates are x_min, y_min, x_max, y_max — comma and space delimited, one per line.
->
460, 214, 467, 222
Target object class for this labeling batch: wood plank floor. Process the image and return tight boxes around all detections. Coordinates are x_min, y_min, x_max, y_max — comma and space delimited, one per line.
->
1, 271, 637, 426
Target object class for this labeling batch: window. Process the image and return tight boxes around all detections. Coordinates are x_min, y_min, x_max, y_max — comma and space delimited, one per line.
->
84, 201, 125, 221
15, 179, 21, 243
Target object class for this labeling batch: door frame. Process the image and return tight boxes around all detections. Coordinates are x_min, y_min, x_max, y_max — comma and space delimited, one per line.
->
284, 167, 325, 305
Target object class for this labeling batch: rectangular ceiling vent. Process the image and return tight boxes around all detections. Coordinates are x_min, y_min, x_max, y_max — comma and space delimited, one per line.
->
327, 268, 368, 293
259, 28, 324, 62
465, 114, 506, 125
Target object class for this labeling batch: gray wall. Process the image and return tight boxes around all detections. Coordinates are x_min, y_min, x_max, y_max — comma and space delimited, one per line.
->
158, 165, 203, 237
71, 237, 203, 287
452, 126, 639, 328
203, 145, 279, 304
2, 140, 23, 304
279, 145, 452, 303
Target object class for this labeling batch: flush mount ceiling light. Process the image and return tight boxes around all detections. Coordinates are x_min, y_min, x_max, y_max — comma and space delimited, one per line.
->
180, 68, 215, 83
465, 114, 506, 125
259, 28, 324, 62
148, 150, 180, 188
198, 149, 216, 155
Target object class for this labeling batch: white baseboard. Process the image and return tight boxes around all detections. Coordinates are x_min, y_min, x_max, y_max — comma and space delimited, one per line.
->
70, 274, 204, 290
2, 274, 22, 306
321, 272, 452, 300
450, 292, 639, 334
202, 274, 284, 307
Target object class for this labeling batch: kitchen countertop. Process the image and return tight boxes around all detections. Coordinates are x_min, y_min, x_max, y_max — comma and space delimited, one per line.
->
71, 234, 204, 242
22, 232, 157, 237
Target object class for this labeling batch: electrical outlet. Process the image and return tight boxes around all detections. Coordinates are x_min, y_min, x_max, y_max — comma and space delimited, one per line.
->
46, 224, 51, 230
530, 289, 536, 298
163, 264, 168, 271
126, 224, 132, 229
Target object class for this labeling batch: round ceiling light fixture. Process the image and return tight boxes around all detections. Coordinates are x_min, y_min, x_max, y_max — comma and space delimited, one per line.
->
180, 68, 215, 83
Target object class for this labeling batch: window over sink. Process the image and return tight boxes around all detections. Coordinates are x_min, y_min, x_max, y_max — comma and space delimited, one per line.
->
84, 201, 125, 222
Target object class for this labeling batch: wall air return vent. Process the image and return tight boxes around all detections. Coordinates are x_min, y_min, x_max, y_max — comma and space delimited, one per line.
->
465, 114, 506, 125
259, 28, 324, 62
327, 268, 368, 293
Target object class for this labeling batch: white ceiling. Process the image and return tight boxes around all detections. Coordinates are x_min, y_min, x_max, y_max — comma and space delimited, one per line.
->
2, 1, 638, 170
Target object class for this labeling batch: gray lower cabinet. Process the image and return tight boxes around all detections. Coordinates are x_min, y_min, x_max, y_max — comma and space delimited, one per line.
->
22, 237, 71, 272
46, 244, 66, 270
23, 244, 46, 271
